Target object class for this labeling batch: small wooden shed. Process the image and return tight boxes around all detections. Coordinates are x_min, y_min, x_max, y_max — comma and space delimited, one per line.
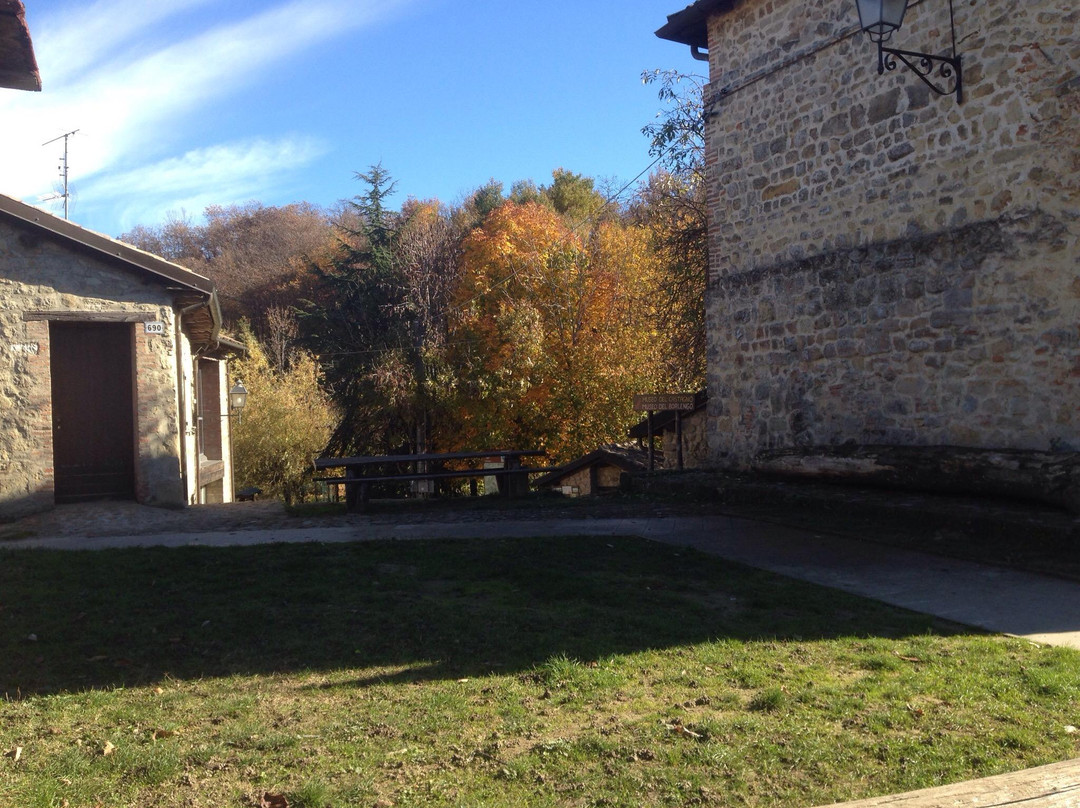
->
533, 445, 651, 497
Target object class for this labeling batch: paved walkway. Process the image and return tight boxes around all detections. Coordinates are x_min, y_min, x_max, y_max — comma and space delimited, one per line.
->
5, 513, 1080, 650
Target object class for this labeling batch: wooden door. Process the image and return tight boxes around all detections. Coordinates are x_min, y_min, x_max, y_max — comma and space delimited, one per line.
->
49, 322, 135, 502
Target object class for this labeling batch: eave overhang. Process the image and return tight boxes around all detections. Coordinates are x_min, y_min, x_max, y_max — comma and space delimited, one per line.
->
0, 193, 215, 295
655, 0, 734, 49
0, 0, 40, 91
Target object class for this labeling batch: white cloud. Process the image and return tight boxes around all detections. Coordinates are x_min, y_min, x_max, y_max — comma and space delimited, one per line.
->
82, 136, 328, 233
0, 0, 412, 227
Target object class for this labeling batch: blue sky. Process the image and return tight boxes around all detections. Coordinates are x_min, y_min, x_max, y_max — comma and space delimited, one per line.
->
1, 0, 700, 236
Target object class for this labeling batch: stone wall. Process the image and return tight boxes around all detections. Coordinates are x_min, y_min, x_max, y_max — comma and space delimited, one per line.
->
702, 0, 1080, 464
661, 408, 709, 468
0, 220, 188, 518
548, 463, 625, 497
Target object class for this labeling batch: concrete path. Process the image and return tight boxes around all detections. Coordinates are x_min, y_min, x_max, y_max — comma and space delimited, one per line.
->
5, 514, 1080, 650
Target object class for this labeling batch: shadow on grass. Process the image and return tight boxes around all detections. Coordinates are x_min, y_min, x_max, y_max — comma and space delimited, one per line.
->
0, 535, 966, 695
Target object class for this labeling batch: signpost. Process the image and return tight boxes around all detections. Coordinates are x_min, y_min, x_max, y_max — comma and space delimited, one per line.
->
632, 393, 696, 413
633, 393, 696, 471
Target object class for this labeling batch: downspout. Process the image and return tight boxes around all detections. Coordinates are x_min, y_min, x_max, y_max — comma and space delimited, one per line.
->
227, 356, 236, 503
691, 45, 709, 62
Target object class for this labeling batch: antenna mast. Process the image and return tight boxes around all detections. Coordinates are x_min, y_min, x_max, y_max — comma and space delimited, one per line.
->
42, 129, 79, 219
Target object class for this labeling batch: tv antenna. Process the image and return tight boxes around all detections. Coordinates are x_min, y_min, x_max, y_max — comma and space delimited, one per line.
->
42, 129, 80, 219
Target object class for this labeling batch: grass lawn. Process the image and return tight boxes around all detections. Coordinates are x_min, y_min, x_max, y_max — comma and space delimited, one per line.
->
1, 535, 1078, 807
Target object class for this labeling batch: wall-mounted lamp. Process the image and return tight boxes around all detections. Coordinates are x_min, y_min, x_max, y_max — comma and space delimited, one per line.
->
855, 0, 963, 103
229, 380, 249, 423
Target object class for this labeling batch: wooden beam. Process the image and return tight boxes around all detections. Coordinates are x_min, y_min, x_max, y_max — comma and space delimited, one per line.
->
23, 311, 157, 323
813, 757, 1080, 808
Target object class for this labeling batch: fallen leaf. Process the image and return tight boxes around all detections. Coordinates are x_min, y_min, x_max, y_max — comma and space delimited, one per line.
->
259, 793, 289, 808
152, 729, 176, 740
894, 652, 922, 663
4, 746, 22, 763
26, 634, 37, 642
102, 741, 116, 757
1065, 726, 1078, 734
457, 678, 469, 683
87, 655, 108, 662
154, 687, 164, 695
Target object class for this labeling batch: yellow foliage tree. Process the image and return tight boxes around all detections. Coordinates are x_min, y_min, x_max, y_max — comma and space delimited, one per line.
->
230, 323, 337, 504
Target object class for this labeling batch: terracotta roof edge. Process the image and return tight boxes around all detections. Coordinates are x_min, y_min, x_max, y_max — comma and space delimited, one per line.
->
655, 0, 734, 49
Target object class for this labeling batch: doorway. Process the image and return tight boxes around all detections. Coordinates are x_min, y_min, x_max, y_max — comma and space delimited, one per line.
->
49, 322, 136, 502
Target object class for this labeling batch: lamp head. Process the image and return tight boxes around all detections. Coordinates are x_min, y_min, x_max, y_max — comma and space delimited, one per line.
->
229, 380, 249, 413
856, 0, 908, 42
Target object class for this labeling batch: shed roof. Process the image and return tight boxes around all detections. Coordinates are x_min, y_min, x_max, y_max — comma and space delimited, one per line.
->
533, 444, 652, 489
0, 0, 40, 91
655, 0, 733, 49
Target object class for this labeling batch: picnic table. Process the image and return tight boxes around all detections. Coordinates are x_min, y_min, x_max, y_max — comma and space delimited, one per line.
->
314, 449, 549, 512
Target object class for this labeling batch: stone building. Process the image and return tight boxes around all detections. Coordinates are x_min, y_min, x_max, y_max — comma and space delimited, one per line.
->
0, 194, 244, 519
657, 0, 1079, 469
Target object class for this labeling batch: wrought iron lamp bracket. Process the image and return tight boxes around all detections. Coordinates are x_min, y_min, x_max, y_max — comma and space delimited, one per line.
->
878, 41, 963, 103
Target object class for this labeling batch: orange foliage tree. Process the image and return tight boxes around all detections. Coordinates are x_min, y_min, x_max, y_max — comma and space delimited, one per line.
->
447, 201, 667, 462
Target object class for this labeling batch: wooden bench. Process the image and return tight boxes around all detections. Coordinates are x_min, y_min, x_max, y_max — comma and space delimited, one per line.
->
314, 450, 550, 512
812, 757, 1080, 808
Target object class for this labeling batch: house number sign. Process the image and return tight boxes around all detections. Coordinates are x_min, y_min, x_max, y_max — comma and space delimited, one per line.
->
144, 321, 166, 334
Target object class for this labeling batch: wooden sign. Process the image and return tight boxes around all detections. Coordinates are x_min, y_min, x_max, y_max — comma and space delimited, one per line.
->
633, 393, 696, 412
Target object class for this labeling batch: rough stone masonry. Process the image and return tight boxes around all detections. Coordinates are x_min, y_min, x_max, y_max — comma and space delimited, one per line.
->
0, 217, 187, 519
697, 0, 1079, 465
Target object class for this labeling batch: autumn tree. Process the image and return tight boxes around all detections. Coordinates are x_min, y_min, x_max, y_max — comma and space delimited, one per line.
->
199, 202, 334, 326
230, 322, 336, 504
635, 69, 709, 389
449, 201, 667, 461
630, 171, 707, 388
300, 166, 465, 457
120, 202, 335, 340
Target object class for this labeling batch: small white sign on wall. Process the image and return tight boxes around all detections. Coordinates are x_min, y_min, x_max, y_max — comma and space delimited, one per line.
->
11, 343, 40, 355
144, 321, 166, 334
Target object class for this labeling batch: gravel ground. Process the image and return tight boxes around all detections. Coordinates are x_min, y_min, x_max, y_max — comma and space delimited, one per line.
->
0, 499, 313, 539
0, 496, 704, 540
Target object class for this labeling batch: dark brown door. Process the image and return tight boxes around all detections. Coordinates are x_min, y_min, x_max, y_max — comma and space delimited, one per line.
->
50, 322, 135, 502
